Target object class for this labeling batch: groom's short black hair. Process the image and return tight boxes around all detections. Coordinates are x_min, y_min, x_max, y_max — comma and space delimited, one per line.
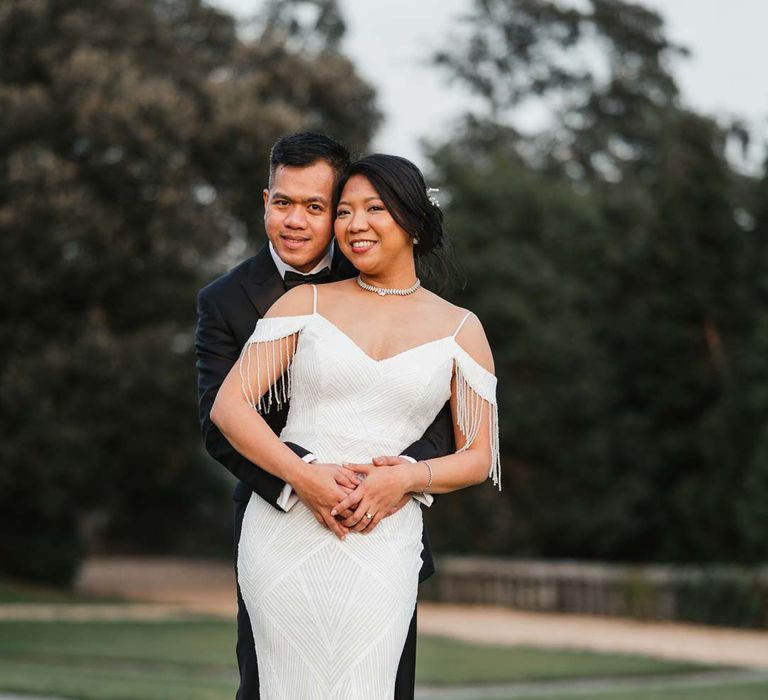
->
268, 131, 350, 188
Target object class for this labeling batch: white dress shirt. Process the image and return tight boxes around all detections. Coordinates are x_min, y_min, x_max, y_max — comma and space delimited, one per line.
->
268, 240, 334, 279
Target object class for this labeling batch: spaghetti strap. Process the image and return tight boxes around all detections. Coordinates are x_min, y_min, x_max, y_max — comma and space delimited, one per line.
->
452, 311, 473, 338
311, 284, 318, 314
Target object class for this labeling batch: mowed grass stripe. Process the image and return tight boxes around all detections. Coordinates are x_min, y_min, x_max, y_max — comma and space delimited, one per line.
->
0, 658, 235, 700
478, 681, 768, 700
0, 620, 236, 666
416, 636, 708, 684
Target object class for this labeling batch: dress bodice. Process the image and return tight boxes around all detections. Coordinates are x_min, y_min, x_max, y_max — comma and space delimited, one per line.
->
284, 313, 456, 465
240, 292, 500, 489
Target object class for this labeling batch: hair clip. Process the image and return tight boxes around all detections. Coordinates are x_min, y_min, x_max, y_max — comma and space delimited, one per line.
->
426, 187, 440, 208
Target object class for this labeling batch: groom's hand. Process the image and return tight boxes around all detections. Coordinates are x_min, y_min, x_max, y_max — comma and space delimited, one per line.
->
292, 463, 357, 540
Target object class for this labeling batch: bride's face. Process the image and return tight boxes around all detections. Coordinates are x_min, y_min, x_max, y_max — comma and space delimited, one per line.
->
334, 175, 414, 274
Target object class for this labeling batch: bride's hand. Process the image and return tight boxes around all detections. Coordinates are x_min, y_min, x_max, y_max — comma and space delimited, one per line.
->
330, 462, 414, 534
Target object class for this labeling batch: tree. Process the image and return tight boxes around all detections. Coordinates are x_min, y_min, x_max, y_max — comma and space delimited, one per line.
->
0, 0, 379, 584
735, 155, 768, 558
425, 0, 768, 562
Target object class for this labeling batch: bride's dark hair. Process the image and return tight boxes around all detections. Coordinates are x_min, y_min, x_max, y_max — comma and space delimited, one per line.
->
338, 154, 457, 291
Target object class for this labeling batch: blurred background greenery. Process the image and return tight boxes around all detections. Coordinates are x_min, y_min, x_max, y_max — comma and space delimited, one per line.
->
1, 0, 767, 592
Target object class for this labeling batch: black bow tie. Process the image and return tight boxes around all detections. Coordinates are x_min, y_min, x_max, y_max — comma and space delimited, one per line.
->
283, 267, 332, 290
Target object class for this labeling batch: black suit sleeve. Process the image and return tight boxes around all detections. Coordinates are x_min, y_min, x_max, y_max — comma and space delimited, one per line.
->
196, 287, 309, 508
400, 401, 454, 462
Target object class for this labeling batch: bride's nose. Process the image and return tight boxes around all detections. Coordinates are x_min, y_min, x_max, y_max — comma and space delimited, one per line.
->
348, 209, 369, 232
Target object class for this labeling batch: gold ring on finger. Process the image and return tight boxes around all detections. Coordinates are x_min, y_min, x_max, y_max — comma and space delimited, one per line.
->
365, 512, 374, 520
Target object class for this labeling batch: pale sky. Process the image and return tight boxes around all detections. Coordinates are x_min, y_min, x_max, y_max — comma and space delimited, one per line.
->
212, 0, 768, 171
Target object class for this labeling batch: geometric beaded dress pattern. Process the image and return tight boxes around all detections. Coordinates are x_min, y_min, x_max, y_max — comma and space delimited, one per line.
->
237, 294, 499, 699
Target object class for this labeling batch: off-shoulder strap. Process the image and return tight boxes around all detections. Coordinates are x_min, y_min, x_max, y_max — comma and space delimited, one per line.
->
240, 313, 312, 414
452, 310, 474, 338
244, 314, 312, 346
454, 344, 501, 490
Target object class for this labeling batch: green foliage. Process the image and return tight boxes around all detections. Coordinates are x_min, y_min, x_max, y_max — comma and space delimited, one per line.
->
674, 572, 768, 628
0, 0, 379, 584
426, 0, 768, 563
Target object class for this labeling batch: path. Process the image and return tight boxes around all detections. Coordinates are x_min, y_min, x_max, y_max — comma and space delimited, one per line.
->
417, 604, 768, 669
69, 557, 768, 670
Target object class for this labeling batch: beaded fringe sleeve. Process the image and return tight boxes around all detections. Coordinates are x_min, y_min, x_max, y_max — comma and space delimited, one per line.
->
454, 345, 501, 491
238, 315, 311, 414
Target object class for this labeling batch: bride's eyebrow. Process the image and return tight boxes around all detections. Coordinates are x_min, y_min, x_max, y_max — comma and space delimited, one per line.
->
337, 196, 381, 207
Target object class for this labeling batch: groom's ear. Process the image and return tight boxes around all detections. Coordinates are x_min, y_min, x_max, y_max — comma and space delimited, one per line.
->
263, 188, 270, 209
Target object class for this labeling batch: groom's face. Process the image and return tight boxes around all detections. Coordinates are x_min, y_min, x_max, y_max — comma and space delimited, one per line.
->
263, 161, 335, 273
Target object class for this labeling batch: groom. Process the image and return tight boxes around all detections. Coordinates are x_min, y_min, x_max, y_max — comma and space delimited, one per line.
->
196, 131, 453, 699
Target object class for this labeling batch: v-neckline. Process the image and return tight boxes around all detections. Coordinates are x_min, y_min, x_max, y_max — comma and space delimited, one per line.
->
314, 313, 454, 364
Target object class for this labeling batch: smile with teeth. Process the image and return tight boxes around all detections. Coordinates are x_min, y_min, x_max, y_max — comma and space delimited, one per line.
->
350, 240, 377, 250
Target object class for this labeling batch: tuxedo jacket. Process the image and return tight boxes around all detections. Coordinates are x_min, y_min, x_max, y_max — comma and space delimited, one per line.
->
195, 243, 454, 580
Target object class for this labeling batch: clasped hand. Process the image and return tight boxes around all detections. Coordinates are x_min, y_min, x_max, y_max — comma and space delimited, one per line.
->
294, 456, 413, 540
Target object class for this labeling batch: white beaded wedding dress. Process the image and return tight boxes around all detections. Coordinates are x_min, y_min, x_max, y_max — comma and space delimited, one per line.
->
237, 286, 499, 700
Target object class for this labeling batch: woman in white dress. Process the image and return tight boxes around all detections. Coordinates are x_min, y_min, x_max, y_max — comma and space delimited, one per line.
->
211, 154, 500, 699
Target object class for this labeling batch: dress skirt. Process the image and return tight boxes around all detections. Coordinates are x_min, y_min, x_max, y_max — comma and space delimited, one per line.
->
237, 492, 424, 700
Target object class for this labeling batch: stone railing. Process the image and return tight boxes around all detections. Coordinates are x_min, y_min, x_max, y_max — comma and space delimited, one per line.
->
422, 557, 768, 628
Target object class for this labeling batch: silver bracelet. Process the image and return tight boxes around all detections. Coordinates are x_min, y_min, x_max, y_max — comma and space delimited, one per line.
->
420, 460, 433, 493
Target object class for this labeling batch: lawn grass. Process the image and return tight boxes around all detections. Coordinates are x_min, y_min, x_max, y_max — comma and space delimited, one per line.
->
0, 659, 235, 700
0, 620, 237, 700
497, 682, 768, 700
416, 635, 704, 684
0, 620, 236, 667
0, 619, 757, 700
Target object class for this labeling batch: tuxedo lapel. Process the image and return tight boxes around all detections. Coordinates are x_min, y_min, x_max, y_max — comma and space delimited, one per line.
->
240, 244, 285, 318
241, 241, 355, 318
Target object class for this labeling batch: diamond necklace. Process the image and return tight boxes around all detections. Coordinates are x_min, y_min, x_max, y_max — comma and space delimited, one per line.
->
356, 276, 421, 297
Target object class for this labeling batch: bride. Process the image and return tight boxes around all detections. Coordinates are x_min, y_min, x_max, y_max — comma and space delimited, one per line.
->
211, 153, 500, 699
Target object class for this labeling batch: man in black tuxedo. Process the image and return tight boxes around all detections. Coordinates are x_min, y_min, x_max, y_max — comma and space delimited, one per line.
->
196, 132, 453, 699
